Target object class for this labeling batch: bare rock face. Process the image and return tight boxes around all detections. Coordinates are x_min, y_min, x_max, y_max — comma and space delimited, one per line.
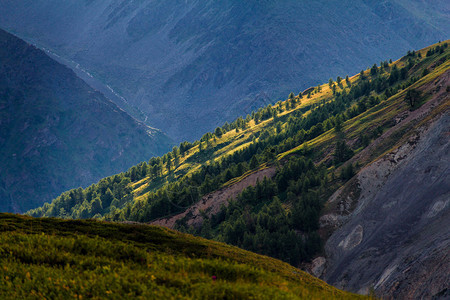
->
311, 257, 327, 278
338, 225, 363, 251
322, 113, 450, 299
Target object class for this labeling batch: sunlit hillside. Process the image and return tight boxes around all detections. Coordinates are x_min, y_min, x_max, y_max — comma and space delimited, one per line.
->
29, 40, 450, 267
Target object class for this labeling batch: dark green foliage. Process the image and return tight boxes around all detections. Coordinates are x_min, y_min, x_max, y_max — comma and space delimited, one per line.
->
360, 70, 365, 80
334, 115, 343, 132
250, 156, 259, 169
29, 53, 419, 222
426, 43, 448, 57
27, 47, 438, 271
179, 141, 194, 155
370, 64, 378, 75
406, 50, 416, 57
215, 127, 223, 137
340, 163, 355, 180
334, 140, 354, 165
405, 89, 422, 108
180, 156, 327, 265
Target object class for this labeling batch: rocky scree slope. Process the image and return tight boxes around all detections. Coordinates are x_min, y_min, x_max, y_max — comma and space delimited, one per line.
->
0, 29, 172, 213
0, 0, 448, 141
318, 70, 450, 297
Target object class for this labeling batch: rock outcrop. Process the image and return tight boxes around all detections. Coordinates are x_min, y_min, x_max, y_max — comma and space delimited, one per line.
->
322, 112, 449, 298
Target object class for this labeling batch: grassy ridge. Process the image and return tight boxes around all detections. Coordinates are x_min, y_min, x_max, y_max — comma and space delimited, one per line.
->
0, 213, 363, 299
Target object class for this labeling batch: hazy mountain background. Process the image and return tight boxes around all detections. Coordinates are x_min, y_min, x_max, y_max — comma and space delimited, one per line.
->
0, 29, 172, 212
1, 0, 448, 141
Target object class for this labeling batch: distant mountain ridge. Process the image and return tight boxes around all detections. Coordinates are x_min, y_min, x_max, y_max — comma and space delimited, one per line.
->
0, 0, 448, 141
0, 29, 172, 212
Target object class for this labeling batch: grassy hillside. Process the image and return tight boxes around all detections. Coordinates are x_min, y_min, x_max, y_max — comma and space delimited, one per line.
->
0, 213, 364, 299
28, 41, 450, 266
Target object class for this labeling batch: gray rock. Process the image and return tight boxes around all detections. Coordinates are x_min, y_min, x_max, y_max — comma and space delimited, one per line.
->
323, 114, 450, 298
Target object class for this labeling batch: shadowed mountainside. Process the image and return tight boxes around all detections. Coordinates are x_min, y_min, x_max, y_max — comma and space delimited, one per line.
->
0, 29, 172, 213
23, 36, 450, 298
0, 0, 448, 141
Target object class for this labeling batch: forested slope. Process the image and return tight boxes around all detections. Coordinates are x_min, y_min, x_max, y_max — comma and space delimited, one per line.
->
29, 41, 450, 273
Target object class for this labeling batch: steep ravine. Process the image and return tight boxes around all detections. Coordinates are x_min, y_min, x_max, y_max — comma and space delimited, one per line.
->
319, 112, 449, 298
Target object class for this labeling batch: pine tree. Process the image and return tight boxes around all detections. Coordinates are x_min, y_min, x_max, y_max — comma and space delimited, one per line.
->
250, 156, 259, 169
405, 89, 421, 107
370, 63, 378, 75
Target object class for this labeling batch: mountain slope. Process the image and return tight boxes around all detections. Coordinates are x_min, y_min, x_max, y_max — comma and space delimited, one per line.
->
29, 41, 449, 297
0, 0, 448, 141
0, 213, 364, 299
0, 29, 172, 213
321, 111, 449, 298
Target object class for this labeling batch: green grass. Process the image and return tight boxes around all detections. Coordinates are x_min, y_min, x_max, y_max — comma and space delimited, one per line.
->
0, 213, 364, 299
